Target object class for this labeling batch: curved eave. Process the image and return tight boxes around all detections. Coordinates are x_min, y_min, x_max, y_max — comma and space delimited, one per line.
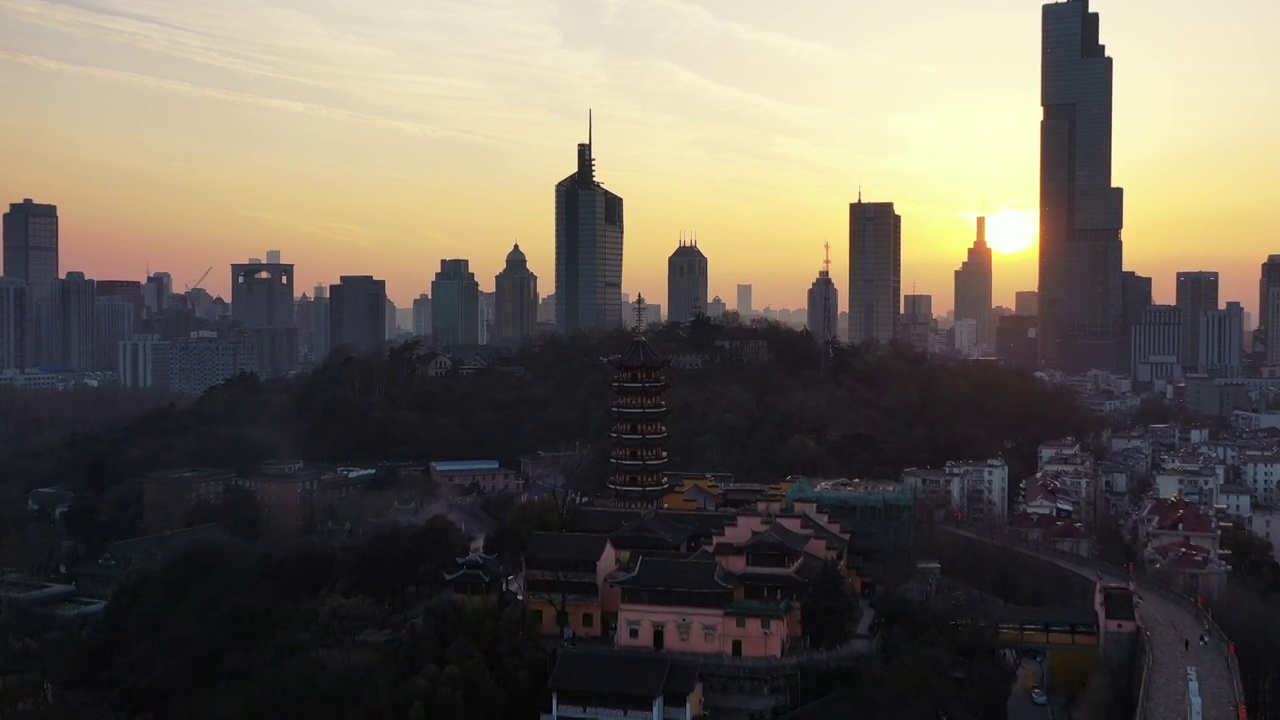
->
611, 407, 669, 414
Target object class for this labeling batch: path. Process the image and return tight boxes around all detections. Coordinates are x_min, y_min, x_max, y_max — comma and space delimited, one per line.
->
940, 526, 1238, 720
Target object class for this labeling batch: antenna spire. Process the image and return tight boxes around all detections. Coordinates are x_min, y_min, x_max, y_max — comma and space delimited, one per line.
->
857, 184, 862, 203
588, 108, 593, 149
823, 241, 831, 273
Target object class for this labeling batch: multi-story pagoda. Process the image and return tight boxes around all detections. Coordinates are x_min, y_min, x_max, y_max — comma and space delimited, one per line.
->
608, 332, 671, 508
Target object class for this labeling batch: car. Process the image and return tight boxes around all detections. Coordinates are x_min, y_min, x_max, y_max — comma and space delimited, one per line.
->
1030, 686, 1048, 706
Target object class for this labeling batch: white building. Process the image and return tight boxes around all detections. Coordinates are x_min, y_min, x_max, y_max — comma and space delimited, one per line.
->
1242, 454, 1280, 508
118, 334, 171, 389
1199, 302, 1243, 375
954, 318, 978, 358
169, 331, 255, 396
903, 458, 1008, 521
1219, 484, 1252, 522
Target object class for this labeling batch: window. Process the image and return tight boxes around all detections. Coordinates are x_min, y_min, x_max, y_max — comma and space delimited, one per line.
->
735, 617, 746, 629
629, 626, 640, 639
761, 619, 772, 631
582, 612, 594, 628
531, 609, 544, 627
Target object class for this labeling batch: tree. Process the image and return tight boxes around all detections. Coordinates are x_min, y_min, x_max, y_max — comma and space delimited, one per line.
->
802, 560, 859, 650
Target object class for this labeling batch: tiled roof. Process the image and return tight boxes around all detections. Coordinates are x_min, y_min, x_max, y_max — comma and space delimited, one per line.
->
525, 532, 608, 566
612, 556, 735, 592
547, 649, 699, 698
615, 336, 667, 369
742, 523, 812, 552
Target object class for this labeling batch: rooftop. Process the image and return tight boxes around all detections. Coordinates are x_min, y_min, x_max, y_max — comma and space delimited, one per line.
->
547, 649, 698, 699
430, 460, 502, 472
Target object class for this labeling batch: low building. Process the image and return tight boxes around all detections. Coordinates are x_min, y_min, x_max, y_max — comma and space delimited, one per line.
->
73, 524, 233, 599
543, 649, 702, 720
235, 461, 374, 538
524, 532, 617, 640
1136, 498, 1229, 596
444, 549, 508, 598
430, 460, 522, 494
141, 468, 236, 534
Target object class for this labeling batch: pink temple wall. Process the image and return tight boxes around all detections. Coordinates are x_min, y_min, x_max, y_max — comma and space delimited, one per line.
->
615, 604, 789, 658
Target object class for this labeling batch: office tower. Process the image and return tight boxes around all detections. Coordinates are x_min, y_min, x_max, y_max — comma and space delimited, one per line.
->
431, 259, 480, 346
806, 244, 839, 342
266, 250, 281, 264
118, 334, 171, 389
1175, 271, 1220, 372
1037, 0, 1125, 373
94, 296, 134, 371
904, 294, 932, 319
0, 278, 32, 370
667, 236, 708, 323
309, 285, 330, 361
329, 276, 387, 355
169, 331, 255, 396
955, 216, 993, 350
53, 272, 96, 371
383, 298, 396, 341
2, 199, 58, 305
997, 315, 1039, 372
898, 294, 934, 353
97, 280, 145, 324
848, 198, 901, 344
707, 296, 726, 317
1121, 271, 1152, 331
1015, 291, 1039, 316
143, 274, 168, 317
954, 319, 979, 359
495, 243, 538, 345
736, 284, 753, 316
295, 293, 314, 359
1130, 305, 1182, 380
1260, 256, 1280, 367
412, 294, 432, 337
1199, 302, 1243, 375
230, 261, 297, 376
555, 112, 623, 333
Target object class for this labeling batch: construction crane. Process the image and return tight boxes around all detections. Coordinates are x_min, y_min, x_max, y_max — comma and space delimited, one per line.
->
186, 266, 213, 293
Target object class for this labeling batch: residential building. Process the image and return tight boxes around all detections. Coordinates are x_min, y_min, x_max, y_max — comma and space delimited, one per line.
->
896, 293, 934, 353
54, 271, 96, 371
478, 291, 495, 344
805, 244, 839, 341
1137, 498, 1228, 596
1199, 302, 1243, 375
1242, 453, 1280, 508
667, 237, 708, 323
495, 244, 538, 344
93, 295, 133, 371
329, 275, 387, 354
996, 314, 1038, 372
0, 278, 32, 370
141, 468, 236, 533
1015, 291, 1039, 317
411, 293, 432, 337
428, 460, 522, 494
230, 260, 297, 376
903, 458, 1008, 521
385, 298, 397, 340
555, 114, 624, 333
168, 331, 255, 396
1219, 484, 1251, 522
1037, 0, 1125, 373
544, 650, 703, 720
1176, 271, 1219, 372
118, 334, 170, 389
736, 284, 752, 316
233, 460, 373, 539
307, 284, 330, 361
848, 199, 900, 344
1130, 305, 1182, 383
2, 199, 58, 305
955, 216, 993, 349
1259, 255, 1280, 367
432, 259, 480, 346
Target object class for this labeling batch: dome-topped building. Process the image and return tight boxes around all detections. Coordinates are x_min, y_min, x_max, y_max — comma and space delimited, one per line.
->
494, 241, 538, 345
607, 335, 670, 507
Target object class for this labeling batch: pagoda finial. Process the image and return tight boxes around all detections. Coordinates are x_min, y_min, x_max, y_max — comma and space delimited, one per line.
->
634, 293, 647, 332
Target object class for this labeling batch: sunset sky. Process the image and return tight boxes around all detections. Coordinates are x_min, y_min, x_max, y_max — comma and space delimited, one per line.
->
1, 0, 1277, 315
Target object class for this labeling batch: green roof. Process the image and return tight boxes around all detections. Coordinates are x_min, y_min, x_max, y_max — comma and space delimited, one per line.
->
724, 599, 790, 618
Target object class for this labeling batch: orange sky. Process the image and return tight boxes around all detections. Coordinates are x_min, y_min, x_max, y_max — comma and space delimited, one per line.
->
1, 0, 1278, 315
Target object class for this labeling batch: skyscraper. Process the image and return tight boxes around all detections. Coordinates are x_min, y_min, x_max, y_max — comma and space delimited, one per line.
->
54, 271, 96, 371
94, 296, 134, 371
1131, 305, 1183, 382
1037, 0, 1125, 372
1175, 271, 1220, 373
2, 199, 58, 305
736, 284, 753, 316
412, 294, 432, 337
1199, 302, 1243, 376
431, 259, 480, 347
495, 243, 538, 345
848, 198, 901, 344
1260, 256, 1280, 366
329, 276, 387, 355
1015, 291, 1039, 317
806, 244, 839, 342
955, 216, 993, 350
231, 260, 297, 376
666, 236, 708, 324
555, 112, 623, 334
898, 294, 934, 354
0, 278, 32, 370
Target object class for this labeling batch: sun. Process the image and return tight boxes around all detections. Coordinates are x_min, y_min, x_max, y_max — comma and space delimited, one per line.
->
984, 209, 1039, 255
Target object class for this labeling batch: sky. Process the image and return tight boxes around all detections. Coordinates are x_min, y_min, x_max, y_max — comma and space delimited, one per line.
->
1, 0, 1278, 315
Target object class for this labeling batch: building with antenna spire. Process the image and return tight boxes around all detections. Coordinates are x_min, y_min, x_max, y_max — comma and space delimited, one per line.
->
555, 110, 624, 334
806, 242, 839, 342
666, 232, 708, 324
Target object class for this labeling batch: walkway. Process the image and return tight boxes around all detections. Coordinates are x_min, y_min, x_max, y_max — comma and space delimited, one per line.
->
940, 526, 1238, 720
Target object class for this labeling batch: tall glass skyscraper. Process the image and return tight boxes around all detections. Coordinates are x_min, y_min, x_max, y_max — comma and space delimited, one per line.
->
431, 259, 480, 346
555, 113, 624, 334
1038, 0, 1125, 372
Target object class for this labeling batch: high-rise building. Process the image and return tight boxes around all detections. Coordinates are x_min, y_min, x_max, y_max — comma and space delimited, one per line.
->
1131, 305, 1182, 381
1259, 256, 1280, 368
806, 244, 839, 342
1121, 272, 1152, 328
954, 319, 979, 359
0, 278, 32, 371
495, 243, 538, 345
310, 284, 330, 362
997, 315, 1039, 372
329, 276, 387, 355
667, 237, 708, 324
848, 199, 901, 344
1015, 291, 1039, 317
118, 334, 171, 389
1037, 0, 1125, 373
898, 294, 934, 353
1199, 302, 1243, 376
412, 294, 432, 337
431, 259, 480, 347
169, 331, 255, 396
386, 298, 398, 341
555, 113, 623, 333
736, 284, 753, 316
54, 271, 96, 371
955, 216, 994, 350
2, 199, 58, 305
97, 280, 145, 326
94, 296, 134, 372
707, 296, 726, 318
1175, 271, 1220, 372
230, 261, 297, 376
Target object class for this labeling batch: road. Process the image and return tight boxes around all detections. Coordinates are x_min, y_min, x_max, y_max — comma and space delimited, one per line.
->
941, 526, 1238, 720
1007, 657, 1050, 720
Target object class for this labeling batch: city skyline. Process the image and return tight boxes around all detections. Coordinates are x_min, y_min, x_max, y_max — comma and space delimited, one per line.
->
2, 1, 1278, 313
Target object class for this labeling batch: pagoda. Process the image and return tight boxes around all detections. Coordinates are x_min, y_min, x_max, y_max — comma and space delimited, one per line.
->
608, 300, 671, 507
